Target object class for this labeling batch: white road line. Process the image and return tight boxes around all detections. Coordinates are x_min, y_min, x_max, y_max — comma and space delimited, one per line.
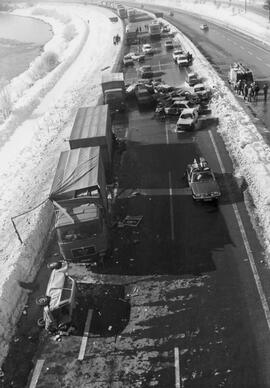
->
247, 51, 252, 55
168, 171, 175, 241
29, 359, 45, 388
266, 63, 270, 68
174, 347, 181, 388
257, 57, 263, 62
208, 130, 270, 331
78, 309, 93, 361
240, 45, 244, 50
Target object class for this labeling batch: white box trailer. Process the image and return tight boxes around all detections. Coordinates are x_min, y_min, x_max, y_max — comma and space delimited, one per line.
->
50, 147, 110, 262
69, 105, 112, 181
149, 22, 161, 39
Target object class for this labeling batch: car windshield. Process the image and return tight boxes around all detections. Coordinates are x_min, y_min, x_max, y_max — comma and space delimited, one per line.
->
193, 171, 213, 182
174, 50, 182, 55
144, 45, 151, 49
181, 113, 193, 119
195, 86, 205, 92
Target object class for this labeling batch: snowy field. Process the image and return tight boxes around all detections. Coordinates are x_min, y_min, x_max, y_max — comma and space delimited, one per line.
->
0, 0, 269, 367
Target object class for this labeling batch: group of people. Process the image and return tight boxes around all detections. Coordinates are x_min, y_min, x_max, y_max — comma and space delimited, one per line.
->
192, 157, 209, 171
234, 79, 268, 102
113, 34, 121, 45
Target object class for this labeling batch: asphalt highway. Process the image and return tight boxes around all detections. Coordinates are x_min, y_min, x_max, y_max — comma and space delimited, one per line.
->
2, 7, 270, 388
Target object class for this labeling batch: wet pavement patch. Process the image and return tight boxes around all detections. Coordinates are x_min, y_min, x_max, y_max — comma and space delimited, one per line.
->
76, 283, 130, 337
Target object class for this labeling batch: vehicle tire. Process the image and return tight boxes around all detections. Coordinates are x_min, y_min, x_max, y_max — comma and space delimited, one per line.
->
47, 261, 62, 270
36, 295, 50, 306
37, 317, 45, 327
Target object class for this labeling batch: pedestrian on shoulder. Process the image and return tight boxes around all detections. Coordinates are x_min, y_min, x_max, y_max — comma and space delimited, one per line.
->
243, 83, 248, 100
254, 83, 260, 102
247, 86, 253, 102
263, 83, 268, 102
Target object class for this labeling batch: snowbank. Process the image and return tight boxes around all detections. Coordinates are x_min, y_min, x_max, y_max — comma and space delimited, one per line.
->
0, 3, 123, 364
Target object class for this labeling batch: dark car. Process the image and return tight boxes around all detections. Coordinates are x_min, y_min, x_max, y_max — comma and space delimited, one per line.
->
185, 158, 221, 201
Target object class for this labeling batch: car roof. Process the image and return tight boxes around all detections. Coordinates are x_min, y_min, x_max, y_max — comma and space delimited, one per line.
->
173, 100, 189, 105
188, 72, 196, 77
194, 83, 205, 88
143, 43, 151, 47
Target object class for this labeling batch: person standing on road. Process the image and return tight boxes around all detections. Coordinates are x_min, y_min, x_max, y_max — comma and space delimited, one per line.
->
254, 83, 260, 102
243, 82, 248, 100
263, 83, 268, 102
247, 86, 253, 102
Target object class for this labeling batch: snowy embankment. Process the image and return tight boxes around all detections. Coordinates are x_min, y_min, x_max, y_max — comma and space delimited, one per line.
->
139, 0, 270, 251
0, 3, 122, 365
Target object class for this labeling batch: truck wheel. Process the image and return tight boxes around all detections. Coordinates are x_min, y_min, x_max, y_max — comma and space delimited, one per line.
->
36, 296, 50, 306
37, 317, 45, 327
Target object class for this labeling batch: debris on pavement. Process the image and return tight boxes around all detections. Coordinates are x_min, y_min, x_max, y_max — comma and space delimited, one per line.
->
123, 215, 143, 227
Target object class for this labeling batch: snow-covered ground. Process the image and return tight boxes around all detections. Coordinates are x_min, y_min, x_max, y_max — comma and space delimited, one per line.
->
0, 0, 269, 368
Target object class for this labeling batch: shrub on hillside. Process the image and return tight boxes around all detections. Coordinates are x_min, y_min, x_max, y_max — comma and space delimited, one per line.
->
0, 79, 12, 120
63, 23, 77, 42
29, 51, 59, 81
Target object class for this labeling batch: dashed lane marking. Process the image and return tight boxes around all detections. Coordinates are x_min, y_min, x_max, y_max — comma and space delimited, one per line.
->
29, 359, 45, 388
257, 57, 263, 61
208, 130, 270, 331
174, 347, 181, 388
78, 309, 93, 361
248, 51, 252, 55
168, 171, 175, 241
240, 45, 244, 50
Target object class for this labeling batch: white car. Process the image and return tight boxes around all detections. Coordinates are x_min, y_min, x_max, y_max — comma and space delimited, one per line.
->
193, 83, 210, 100
200, 23, 209, 30
162, 25, 170, 33
131, 52, 145, 61
142, 44, 153, 54
165, 40, 174, 50
164, 100, 199, 116
185, 72, 199, 86
177, 54, 189, 67
176, 108, 199, 131
172, 49, 184, 62
123, 54, 134, 66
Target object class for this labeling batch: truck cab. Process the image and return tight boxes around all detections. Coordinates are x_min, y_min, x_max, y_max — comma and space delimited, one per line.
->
228, 62, 254, 88
55, 203, 109, 262
101, 72, 126, 113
